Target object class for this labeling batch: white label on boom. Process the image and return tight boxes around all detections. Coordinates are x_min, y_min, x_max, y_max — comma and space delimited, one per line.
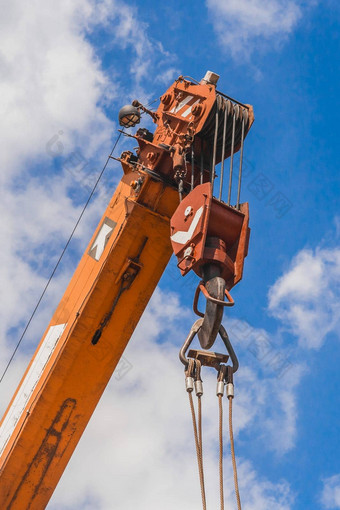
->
0, 323, 66, 457
88, 217, 116, 261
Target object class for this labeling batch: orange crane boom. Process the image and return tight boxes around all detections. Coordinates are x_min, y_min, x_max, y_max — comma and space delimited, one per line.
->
0, 71, 253, 509
0, 173, 178, 509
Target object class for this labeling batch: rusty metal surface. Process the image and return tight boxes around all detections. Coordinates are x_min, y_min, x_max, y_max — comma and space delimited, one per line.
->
117, 76, 254, 194
0, 72, 251, 509
179, 319, 239, 373
187, 349, 229, 371
0, 174, 180, 509
197, 270, 225, 349
7, 399, 77, 509
170, 182, 250, 289
193, 276, 235, 349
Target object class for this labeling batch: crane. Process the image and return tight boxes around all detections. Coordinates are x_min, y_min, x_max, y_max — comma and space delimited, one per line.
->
0, 71, 253, 509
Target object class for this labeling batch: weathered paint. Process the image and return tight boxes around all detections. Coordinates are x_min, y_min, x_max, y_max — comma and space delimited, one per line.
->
0, 173, 179, 509
0, 324, 66, 457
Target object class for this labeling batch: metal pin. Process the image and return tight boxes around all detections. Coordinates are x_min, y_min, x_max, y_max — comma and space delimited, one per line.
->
227, 107, 237, 205
219, 101, 228, 201
236, 110, 246, 209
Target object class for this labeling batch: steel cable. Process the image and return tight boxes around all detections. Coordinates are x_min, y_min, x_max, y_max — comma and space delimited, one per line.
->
228, 396, 242, 510
218, 393, 224, 510
0, 131, 123, 385
198, 395, 203, 462
188, 391, 207, 510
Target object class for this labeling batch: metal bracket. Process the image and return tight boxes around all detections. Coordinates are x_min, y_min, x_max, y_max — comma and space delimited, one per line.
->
179, 318, 239, 373
187, 349, 229, 371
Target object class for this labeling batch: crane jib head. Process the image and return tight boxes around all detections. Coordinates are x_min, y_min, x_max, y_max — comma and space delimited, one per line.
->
118, 71, 254, 349
117, 71, 254, 191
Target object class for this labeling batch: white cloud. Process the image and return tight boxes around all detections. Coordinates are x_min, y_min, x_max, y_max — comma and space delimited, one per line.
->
0, 0, 116, 181
321, 474, 340, 508
268, 248, 340, 349
0, 0, 118, 369
238, 365, 301, 453
0, 0, 178, 180
206, 0, 305, 57
0, 2, 301, 507
225, 316, 306, 453
0, 0, 178, 353
48, 288, 295, 509
239, 463, 294, 510
0, 0, 180, 445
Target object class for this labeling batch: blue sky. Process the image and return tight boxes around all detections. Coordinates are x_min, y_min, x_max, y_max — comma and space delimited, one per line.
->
0, 1, 339, 509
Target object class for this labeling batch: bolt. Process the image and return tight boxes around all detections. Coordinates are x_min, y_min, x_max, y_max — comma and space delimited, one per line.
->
184, 246, 193, 258
184, 206, 193, 218
161, 93, 172, 106
147, 151, 158, 163
192, 104, 202, 116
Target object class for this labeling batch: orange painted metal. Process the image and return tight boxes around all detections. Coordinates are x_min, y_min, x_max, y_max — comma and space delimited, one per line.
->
170, 182, 250, 290
0, 171, 179, 509
0, 74, 252, 509
121, 76, 219, 189
0, 75, 223, 509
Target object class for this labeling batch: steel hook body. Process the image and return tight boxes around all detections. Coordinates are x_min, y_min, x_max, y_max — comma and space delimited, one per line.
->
179, 319, 239, 373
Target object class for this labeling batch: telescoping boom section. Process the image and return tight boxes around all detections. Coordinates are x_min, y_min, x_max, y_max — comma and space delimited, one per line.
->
0, 71, 253, 509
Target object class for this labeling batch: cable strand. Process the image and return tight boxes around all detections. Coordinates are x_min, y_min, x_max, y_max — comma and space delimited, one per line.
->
198, 395, 203, 459
228, 396, 242, 510
188, 391, 207, 510
219, 393, 224, 510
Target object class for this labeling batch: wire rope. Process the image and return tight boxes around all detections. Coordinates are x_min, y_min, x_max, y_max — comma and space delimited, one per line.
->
219, 393, 225, 510
188, 391, 207, 510
0, 131, 123, 385
228, 396, 242, 510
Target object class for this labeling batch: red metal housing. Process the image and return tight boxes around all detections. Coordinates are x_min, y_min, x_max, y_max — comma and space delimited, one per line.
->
170, 183, 250, 290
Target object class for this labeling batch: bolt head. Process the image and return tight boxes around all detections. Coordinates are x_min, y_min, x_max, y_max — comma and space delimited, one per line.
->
161, 93, 172, 106
184, 206, 193, 218
147, 151, 158, 163
184, 246, 193, 258
192, 104, 202, 116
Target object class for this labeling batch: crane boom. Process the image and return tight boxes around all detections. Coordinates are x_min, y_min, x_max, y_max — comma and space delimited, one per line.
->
0, 71, 253, 509
0, 173, 178, 508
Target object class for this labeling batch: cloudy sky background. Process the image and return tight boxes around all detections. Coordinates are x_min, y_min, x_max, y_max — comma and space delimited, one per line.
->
0, 0, 339, 508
